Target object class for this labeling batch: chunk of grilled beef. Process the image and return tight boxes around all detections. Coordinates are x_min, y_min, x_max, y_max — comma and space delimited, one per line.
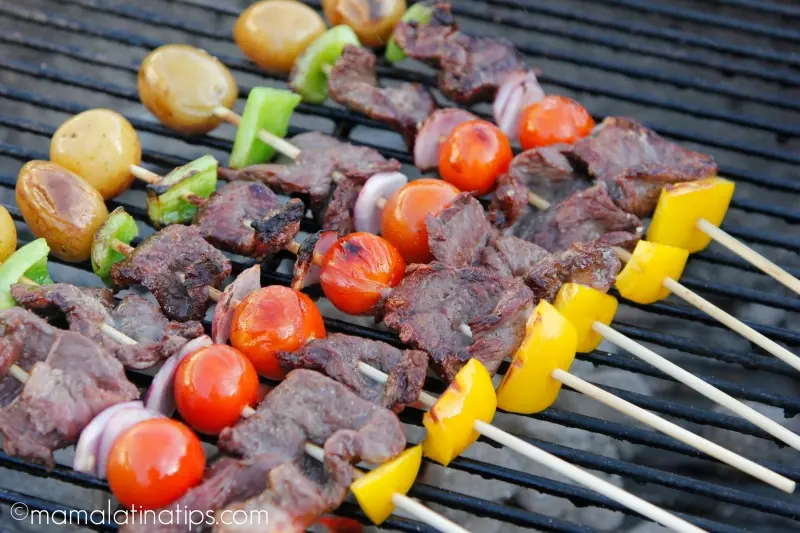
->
478, 234, 550, 278
513, 183, 644, 252
329, 45, 436, 148
382, 262, 534, 381
524, 241, 621, 302
111, 225, 232, 322
566, 117, 718, 216
322, 177, 361, 236
219, 370, 406, 487
193, 181, 303, 258
212, 265, 261, 344
426, 193, 493, 268
278, 334, 428, 412
10, 283, 204, 369
218, 132, 400, 231
392, 2, 527, 104
490, 146, 590, 228
0, 308, 138, 466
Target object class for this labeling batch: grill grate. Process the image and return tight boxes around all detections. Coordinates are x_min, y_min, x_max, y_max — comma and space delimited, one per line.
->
0, 0, 798, 532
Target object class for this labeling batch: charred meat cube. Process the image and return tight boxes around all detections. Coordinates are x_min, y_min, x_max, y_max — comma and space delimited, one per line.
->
382, 262, 534, 381
566, 117, 718, 216
392, 2, 527, 104
490, 146, 590, 228
513, 183, 644, 252
478, 234, 551, 278
329, 45, 437, 148
427, 193, 493, 268
524, 241, 621, 303
111, 225, 232, 322
219, 132, 401, 232
0, 308, 138, 466
322, 177, 362, 236
193, 180, 304, 258
10, 283, 204, 370
278, 334, 429, 412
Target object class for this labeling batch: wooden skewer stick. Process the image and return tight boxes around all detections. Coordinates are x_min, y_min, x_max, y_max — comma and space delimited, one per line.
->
613, 247, 800, 373
129, 164, 162, 185
358, 364, 708, 532
304, 443, 471, 533
695, 218, 800, 295
213, 107, 302, 160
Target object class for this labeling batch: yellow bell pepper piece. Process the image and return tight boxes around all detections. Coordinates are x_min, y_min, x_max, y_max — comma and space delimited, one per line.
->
647, 177, 735, 253
615, 241, 689, 305
554, 283, 617, 353
351, 445, 423, 524
422, 359, 496, 466
497, 301, 577, 414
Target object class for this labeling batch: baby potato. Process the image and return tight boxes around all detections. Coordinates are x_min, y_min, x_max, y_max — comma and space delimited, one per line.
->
235, 0, 326, 74
323, 0, 406, 47
138, 44, 239, 135
16, 161, 109, 263
0, 206, 16, 262
50, 109, 142, 200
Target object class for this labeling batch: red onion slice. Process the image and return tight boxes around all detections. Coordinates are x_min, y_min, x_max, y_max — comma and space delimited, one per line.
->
145, 335, 212, 416
353, 172, 408, 234
73, 401, 143, 476
212, 265, 261, 344
96, 407, 164, 478
301, 231, 339, 288
414, 109, 478, 171
493, 71, 545, 140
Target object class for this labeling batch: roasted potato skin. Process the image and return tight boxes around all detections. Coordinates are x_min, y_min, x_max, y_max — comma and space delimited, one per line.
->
50, 109, 142, 200
235, 0, 326, 73
16, 161, 109, 263
0, 206, 16, 262
323, 0, 406, 48
138, 44, 238, 135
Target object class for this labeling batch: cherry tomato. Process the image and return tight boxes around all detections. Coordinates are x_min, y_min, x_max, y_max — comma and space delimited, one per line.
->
106, 418, 205, 510
320, 232, 405, 316
519, 95, 595, 149
231, 286, 326, 380
381, 179, 460, 264
174, 344, 259, 435
439, 120, 512, 196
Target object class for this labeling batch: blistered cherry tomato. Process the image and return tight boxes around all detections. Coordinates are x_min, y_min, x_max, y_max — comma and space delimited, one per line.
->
231, 286, 326, 380
439, 120, 512, 196
320, 232, 405, 315
106, 418, 205, 510
519, 95, 594, 149
174, 344, 259, 435
381, 179, 459, 264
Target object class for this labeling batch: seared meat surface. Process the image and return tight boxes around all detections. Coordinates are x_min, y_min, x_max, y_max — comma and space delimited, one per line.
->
11, 283, 204, 369
278, 334, 428, 412
490, 146, 590, 228
194, 181, 303, 258
111, 225, 231, 322
329, 46, 436, 148
566, 117, 717, 216
392, 2, 527, 104
0, 309, 137, 466
218, 132, 400, 229
426, 193, 493, 268
383, 262, 534, 381
524, 241, 621, 302
322, 178, 362, 236
513, 183, 644, 252
478, 234, 550, 278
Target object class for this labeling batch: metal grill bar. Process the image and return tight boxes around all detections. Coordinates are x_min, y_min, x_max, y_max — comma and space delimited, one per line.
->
713, 0, 800, 18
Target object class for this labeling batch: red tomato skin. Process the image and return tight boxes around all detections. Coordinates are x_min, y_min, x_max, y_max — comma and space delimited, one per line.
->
230, 286, 326, 379
439, 120, 512, 195
107, 418, 205, 510
381, 179, 460, 264
174, 344, 259, 435
518, 95, 595, 149
320, 232, 405, 315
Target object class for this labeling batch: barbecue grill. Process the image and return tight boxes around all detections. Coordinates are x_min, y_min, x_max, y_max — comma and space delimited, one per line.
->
0, 0, 798, 531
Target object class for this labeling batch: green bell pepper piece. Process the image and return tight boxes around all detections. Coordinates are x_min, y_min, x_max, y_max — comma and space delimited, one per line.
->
92, 207, 139, 285
229, 87, 302, 169
385, 3, 435, 63
0, 238, 51, 309
147, 155, 218, 228
290, 25, 360, 104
